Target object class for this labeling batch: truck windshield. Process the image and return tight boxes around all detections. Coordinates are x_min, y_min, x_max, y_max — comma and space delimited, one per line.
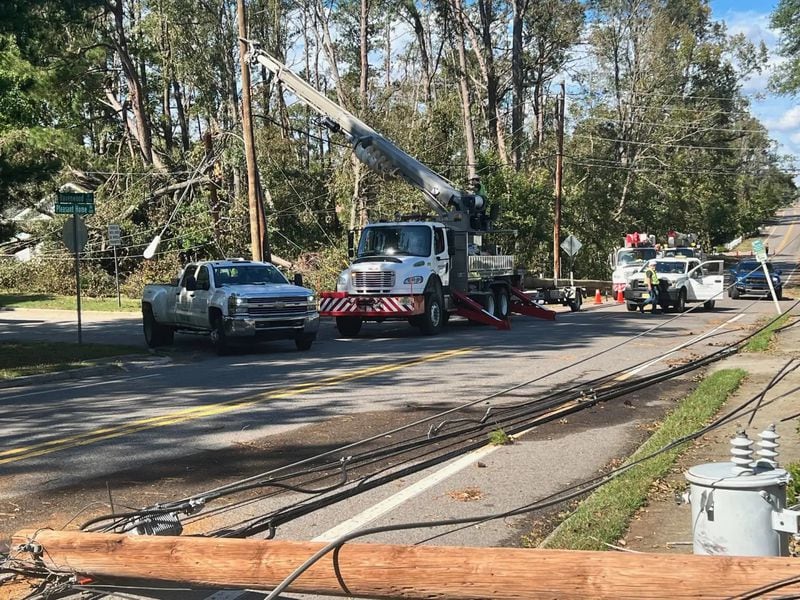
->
617, 248, 657, 265
357, 225, 432, 258
213, 265, 288, 286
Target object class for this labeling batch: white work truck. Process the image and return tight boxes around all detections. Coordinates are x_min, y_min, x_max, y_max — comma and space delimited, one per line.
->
623, 258, 724, 312
141, 259, 319, 354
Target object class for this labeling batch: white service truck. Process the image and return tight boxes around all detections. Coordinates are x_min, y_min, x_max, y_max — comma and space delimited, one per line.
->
243, 41, 568, 337
623, 258, 724, 312
141, 259, 319, 354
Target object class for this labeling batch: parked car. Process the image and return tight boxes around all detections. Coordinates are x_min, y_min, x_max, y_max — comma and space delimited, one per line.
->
728, 260, 782, 300
624, 258, 724, 312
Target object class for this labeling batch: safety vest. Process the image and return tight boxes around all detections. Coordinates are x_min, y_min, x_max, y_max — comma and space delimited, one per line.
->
646, 267, 659, 286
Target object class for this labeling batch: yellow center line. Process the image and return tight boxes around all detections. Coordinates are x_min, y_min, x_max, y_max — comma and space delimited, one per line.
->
0, 347, 474, 466
775, 219, 796, 255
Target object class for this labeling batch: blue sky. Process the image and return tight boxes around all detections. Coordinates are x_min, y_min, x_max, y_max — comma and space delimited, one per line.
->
710, 0, 800, 176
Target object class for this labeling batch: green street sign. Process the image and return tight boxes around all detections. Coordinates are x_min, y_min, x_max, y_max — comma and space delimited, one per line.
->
58, 191, 95, 204
55, 202, 95, 215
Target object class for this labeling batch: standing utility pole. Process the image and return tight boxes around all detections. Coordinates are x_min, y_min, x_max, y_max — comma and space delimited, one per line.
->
553, 81, 565, 283
237, 0, 264, 262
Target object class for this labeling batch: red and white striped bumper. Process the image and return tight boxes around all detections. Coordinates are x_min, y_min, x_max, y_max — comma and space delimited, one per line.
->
319, 292, 423, 317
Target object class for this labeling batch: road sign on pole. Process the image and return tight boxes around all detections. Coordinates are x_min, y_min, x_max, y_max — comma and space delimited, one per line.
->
560, 235, 583, 257
752, 239, 768, 263
108, 224, 122, 306
56, 190, 95, 215
62, 218, 88, 254
751, 239, 781, 314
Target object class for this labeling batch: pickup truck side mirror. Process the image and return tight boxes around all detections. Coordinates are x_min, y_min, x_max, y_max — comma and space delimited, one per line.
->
347, 230, 355, 259
293, 273, 304, 287
185, 275, 197, 292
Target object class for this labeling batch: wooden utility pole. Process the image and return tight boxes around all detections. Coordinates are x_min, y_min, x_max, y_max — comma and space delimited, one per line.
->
13, 530, 800, 599
553, 81, 565, 282
237, 0, 263, 262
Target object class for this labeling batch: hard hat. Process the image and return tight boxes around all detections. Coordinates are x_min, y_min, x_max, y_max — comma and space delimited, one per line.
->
648, 259, 657, 265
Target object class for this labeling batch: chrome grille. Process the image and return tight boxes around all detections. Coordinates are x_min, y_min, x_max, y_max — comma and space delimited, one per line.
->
353, 271, 395, 289
245, 296, 308, 317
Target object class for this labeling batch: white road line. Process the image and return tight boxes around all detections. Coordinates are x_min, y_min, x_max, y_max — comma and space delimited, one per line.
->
313, 442, 503, 542
615, 313, 744, 381
0, 374, 157, 401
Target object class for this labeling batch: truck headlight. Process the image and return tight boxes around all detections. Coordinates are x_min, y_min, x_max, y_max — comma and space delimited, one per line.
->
336, 273, 349, 291
403, 275, 424, 285
307, 295, 316, 308
228, 294, 247, 315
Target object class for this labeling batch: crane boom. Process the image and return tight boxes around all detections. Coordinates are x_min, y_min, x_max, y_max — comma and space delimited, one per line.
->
243, 39, 486, 226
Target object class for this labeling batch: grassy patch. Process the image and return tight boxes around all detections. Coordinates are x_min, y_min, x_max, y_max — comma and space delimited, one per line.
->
742, 314, 791, 353
0, 293, 140, 312
0, 341, 144, 380
540, 368, 746, 551
488, 429, 512, 445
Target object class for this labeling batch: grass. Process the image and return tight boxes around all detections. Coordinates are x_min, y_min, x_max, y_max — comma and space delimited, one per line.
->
539, 368, 747, 551
742, 314, 791, 353
0, 293, 140, 312
0, 340, 144, 380
488, 429, 512, 446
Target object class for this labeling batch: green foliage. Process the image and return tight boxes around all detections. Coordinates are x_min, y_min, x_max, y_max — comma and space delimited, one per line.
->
488, 428, 512, 446
787, 462, 800, 505
770, 0, 800, 94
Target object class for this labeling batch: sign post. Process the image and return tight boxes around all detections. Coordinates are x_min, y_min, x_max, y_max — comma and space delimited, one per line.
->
58, 190, 95, 343
752, 239, 781, 314
108, 223, 122, 307
560, 235, 583, 288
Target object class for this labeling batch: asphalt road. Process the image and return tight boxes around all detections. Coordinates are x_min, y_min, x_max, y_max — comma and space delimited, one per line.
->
2, 206, 799, 599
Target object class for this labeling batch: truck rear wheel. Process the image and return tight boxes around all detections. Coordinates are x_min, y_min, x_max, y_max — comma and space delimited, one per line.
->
419, 292, 444, 335
493, 287, 510, 318
336, 316, 363, 337
143, 305, 173, 348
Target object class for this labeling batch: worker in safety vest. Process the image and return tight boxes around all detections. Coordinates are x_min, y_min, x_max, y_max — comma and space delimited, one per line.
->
641, 259, 660, 314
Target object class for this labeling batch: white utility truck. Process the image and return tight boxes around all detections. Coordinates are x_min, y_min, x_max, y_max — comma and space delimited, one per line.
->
141, 259, 319, 354
243, 41, 572, 337
623, 258, 724, 312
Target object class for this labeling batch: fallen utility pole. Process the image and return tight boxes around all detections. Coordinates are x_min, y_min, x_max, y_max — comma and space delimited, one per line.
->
12, 529, 800, 599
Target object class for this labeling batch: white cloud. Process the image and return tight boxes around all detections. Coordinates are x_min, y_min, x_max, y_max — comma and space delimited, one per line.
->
765, 105, 800, 131
723, 10, 778, 48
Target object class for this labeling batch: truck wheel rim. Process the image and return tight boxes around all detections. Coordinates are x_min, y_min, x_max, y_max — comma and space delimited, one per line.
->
498, 293, 509, 316
430, 302, 441, 327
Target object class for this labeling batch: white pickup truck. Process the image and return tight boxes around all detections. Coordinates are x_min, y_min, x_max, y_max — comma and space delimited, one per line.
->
141, 259, 319, 354
623, 258, 724, 312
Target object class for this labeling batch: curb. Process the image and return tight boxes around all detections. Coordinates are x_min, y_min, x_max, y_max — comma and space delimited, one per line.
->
0, 354, 171, 390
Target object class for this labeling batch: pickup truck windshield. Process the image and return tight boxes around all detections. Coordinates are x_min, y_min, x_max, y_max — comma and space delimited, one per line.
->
357, 225, 432, 258
213, 265, 288, 286
617, 248, 657, 265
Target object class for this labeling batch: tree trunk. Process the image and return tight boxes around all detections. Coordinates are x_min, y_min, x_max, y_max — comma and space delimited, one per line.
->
451, 0, 477, 180
511, 0, 528, 170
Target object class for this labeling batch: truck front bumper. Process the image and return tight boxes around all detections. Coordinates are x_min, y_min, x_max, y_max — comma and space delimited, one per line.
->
224, 312, 320, 338
319, 292, 423, 318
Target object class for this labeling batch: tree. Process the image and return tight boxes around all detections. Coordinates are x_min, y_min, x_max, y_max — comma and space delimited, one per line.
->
771, 0, 800, 94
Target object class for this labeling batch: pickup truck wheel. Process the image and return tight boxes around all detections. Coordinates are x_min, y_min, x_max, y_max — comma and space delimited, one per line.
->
143, 305, 171, 348
336, 316, 362, 337
776, 286, 783, 301
729, 286, 739, 299
493, 287, 510, 318
703, 299, 716, 310
626, 302, 638, 312
419, 293, 444, 335
210, 316, 229, 356
675, 289, 687, 312
295, 335, 315, 351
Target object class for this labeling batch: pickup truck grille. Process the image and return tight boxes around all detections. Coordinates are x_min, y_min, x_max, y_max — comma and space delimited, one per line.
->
353, 271, 395, 291
744, 277, 768, 287
245, 296, 309, 317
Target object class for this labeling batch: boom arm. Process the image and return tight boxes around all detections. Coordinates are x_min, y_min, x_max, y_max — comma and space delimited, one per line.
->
243, 40, 485, 224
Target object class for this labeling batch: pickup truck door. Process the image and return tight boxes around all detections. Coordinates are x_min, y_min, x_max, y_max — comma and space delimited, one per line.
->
188, 265, 212, 327
176, 264, 198, 325
687, 260, 723, 301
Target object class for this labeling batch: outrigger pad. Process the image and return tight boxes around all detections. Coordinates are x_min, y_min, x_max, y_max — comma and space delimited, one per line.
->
508, 287, 557, 321
451, 290, 511, 330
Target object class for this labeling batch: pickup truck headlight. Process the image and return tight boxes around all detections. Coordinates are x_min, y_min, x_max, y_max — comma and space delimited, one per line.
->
403, 275, 424, 285
228, 294, 247, 315
307, 295, 316, 309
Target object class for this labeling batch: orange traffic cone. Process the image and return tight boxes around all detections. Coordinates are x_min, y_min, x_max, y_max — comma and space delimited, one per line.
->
594, 289, 603, 304
616, 288, 624, 303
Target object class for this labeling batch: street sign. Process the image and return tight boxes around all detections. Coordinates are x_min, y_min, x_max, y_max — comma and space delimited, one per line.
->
560, 235, 583, 257
58, 191, 94, 204
55, 202, 95, 215
108, 223, 121, 247
63, 218, 88, 253
752, 239, 767, 263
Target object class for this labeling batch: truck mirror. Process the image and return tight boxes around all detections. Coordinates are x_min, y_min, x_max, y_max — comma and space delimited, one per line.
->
293, 273, 304, 287
348, 230, 355, 258
185, 276, 197, 291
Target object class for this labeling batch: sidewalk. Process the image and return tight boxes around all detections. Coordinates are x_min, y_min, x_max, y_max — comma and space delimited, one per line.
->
625, 319, 800, 553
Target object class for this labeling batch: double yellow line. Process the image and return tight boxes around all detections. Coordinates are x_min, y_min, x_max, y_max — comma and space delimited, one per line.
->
0, 347, 473, 466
